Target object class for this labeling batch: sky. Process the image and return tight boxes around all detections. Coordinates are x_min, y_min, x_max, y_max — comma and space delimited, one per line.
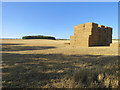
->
2, 2, 118, 39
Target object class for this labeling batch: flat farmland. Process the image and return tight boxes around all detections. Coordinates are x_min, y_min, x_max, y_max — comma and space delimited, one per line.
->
1, 39, 119, 88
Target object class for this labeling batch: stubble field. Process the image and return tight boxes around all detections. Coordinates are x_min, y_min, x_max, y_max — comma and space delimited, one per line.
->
0, 39, 119, 88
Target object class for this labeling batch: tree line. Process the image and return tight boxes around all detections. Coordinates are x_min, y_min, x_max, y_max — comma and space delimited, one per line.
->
22, 35, 56, 40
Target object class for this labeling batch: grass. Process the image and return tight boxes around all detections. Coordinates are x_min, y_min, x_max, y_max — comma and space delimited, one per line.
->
1, 39, 119, 88
2, 53, 119, 88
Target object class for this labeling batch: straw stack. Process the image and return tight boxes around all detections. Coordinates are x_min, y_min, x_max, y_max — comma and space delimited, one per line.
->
70, 22, 112, 47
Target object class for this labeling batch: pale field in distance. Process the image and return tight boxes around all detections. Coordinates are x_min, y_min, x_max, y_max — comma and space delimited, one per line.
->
1, 39, 119, 88
1, 39, 119, 56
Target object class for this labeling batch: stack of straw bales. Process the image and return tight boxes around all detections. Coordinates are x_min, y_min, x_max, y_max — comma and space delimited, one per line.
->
70, 22, 112, 47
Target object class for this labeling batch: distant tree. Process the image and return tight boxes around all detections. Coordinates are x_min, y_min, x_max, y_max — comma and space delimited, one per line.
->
22, 35, 56, 40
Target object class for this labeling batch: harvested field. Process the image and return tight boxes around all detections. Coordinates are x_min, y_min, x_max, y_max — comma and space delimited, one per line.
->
0, 39, 119, 88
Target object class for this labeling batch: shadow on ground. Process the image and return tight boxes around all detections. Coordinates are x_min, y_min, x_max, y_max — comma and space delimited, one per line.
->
0, 43, 24, 45
1, 43, 56, 51
2, 53, 119, 88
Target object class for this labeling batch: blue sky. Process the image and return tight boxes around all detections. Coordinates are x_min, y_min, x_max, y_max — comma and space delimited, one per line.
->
2, 2, 118, 39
